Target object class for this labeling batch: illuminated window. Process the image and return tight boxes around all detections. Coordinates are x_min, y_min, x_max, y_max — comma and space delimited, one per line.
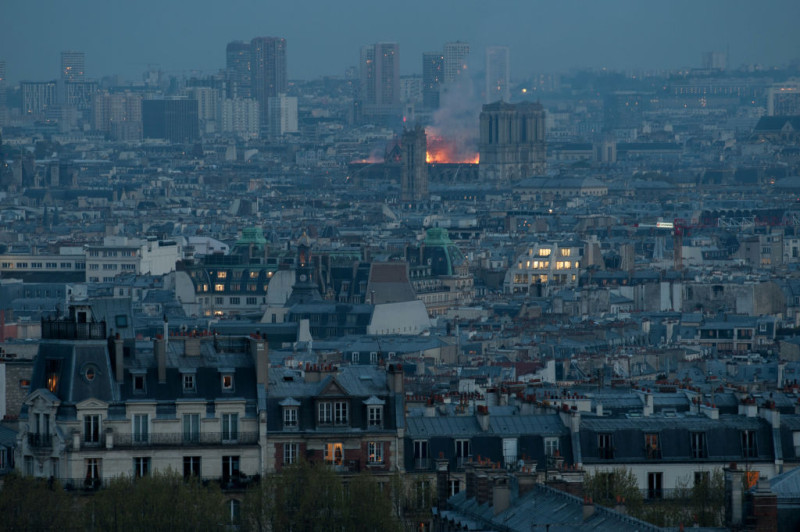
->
538, 248, 551, 257
539, 275, 548, 283
45, 359, 60, 393
249, 272, 258, 279
561, 248, 571, 257
556, 261, 564, 270
645, 433, 661, 459
325, 442, 344, 465
217, 271, 227, 279
222, 374, 234, 391
368, 441, 384, 464
214, 284, 225, 292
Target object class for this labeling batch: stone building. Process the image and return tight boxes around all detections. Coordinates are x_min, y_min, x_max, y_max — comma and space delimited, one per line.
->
479, 101, 546, 182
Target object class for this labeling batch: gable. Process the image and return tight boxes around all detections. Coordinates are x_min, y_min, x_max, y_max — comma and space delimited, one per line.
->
319, 378, 348, 397
76, 398, 109, 411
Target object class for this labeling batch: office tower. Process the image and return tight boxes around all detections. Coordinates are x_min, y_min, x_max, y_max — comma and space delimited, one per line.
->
401, 125, 428, 202
443, 41, 470, 84
93, 91, 143, 141
226, 41, 251, 99
21, 81, 57, 116
479, 101, 546, 181
702, 51, 727, 71
359, 42, 400, 120
267, 94, 298, 137
250, 37, 287, 126
399, 76, 423, 104
485, 46, 510, 103
185, 86, 220, 134
61, 51, 85, 81
142, 99, 199, 143
422, 52, 444, 109
221, 98, 260, 139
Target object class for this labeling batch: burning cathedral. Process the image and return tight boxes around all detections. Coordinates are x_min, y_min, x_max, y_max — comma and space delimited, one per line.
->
478, 101, 547, 181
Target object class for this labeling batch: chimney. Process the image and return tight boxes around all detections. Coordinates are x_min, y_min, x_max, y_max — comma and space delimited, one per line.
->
477, 405, 490, 431
583, 497, 595, 521
751, 478, 778, 532
643, 392, 654, 417
387, 364, 404, 395
613, 495, 627, 515
475, 472, 490, 505
155, 334, 166, 384
725, 463, 744, 528
492, 477, 511, 515
113, 333, 124, 384
249, 334, 268, 388
435, 457, 450, 509
516, 468, 538, 496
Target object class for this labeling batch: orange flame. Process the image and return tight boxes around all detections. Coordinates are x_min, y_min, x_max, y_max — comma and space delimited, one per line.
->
426, 135, 479, 164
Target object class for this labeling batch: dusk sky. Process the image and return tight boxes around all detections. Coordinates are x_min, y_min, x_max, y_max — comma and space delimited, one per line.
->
2, 0, 799, 83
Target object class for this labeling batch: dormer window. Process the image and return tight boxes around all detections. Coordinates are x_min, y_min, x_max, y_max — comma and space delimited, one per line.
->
284, 408, 298, 428
364, 396, 386, 429
45, 359, 61, 393
221, 374, 234, 392
318, 401, 348, 426
182, 373, 196, 393
132, 373, 146, 394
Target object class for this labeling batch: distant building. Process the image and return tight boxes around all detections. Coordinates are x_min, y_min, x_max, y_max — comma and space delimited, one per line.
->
701, 50, 727, 71
142, 99, 199, 143
267, 93, 298, 137
21, 81, 57, 117
85, 236, 182, 283
399, 75, 423, 104
185, 86, 220, 135
422, 52, 444, 109
226, 40, 251, 99
479, 101, 546, 181
93, 91, 142, 141
443, 41, 470, 84
220, 98, 260, 139
485, 45, 510, 103
60, 51, 85, 81
400, 125, 428, 202
250, 36, 287, 127
767, 82, 800, 116
359, 42, 400, 121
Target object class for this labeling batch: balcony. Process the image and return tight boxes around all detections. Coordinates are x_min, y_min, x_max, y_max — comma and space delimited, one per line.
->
414, 458, 431, 470
111, 431, 259, 448
41, 318, 107, 340
27, 433, 52, 449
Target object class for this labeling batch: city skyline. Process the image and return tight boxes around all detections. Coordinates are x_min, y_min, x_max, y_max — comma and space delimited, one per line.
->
2, 0, 800, 84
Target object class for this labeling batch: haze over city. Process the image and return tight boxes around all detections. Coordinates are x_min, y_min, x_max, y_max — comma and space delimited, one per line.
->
2, 0, 800, 82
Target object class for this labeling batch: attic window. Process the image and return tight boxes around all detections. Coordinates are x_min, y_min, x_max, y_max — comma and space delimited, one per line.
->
115, 315, 128, 328
84, 365, 97, 383
133, 374, 146, 394
45, 359, 61, 393
222, 374, 234, 391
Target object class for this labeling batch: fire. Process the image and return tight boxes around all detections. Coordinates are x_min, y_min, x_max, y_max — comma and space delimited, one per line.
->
425, 135, 479, 164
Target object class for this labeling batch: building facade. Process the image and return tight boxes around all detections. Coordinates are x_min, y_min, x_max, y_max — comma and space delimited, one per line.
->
479, 101, 546, 181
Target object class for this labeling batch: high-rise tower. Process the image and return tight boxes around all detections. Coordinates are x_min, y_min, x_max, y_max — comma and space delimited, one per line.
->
422, 52, 444, 109
485, 46, 510, 103
443, 42, 469, 84
226, 41, 252, 99
60, 51, 85, 81
359, 42, 400, 121
250, 37, 287, 126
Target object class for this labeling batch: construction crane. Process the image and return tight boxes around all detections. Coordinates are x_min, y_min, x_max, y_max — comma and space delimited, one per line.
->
633, 219, 689, 271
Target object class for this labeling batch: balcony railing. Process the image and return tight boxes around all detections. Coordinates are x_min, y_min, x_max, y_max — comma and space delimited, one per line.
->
112, 431, 259, 448
414, 458, 431, 470
41, 318, 107, 340
27, 433, 53, 449
63, 477, 103, 491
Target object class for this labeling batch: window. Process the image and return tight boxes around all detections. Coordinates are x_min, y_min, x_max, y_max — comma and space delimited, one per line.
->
222, 456, 240, 483
217, 271, 227, 279
283, 407, 298, 429
221, 374, 234, 391
214, 284, 225, 292
25, 456, 34, 476
367, 441, 384, 464
133, 414, 149, 444
539, 437, 557, 458
645, 433, 661, 459
448, 479, 461, 497
793, 431, 800, 456
370, 352, 378, 364
222, 413, 238, 442
742, 430, 757, 458
284, 443, 299, 465
133, 457, 150, 478
367, 405, 383, 428
246, 297, 257, 305
318, 401, 348, 426
351, 352, 359, 363
598, 433, 614, 459
691, 432, 707, 458
183, 374, 196, 392
133, 374, 145, 394
84, 415, 101, 444
45, 359, 60, 393
228, 499, 240, 526
215, 297, 224, 304
183, 414, 200, 443
694, 471, 709, 487
414, 440, 429, 469
183, 456, 201, 478
647, 472, 663, 499
85, 458, 101, 485
325, 442, 344, 466
456, 439, 470, 468
229, 297, 240, 305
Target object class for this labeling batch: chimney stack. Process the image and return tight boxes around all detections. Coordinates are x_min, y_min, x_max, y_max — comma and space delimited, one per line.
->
387, 363, 404, 395
582, 497, 595, 521
155, 334, 166, 384
725, 463, 744, 528
113, 333, 124, 384
492, 477, 511, 515
249, 334, 268, 388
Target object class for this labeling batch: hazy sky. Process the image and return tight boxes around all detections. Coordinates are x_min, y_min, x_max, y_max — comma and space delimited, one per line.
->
2, 0, 799, 83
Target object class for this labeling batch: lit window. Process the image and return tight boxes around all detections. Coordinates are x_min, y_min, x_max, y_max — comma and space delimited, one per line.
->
217, 271, 227, 279
214, 284, 225, 292
560, 248, 571, 257
645, 433, 661, 459
367, 441, 384, 464
222, 374, 234, 391
538, 248, 551, 257
324, 442, 344, 465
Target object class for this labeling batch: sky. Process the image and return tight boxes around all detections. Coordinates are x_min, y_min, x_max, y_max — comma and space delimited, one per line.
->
2, 0, 799, 83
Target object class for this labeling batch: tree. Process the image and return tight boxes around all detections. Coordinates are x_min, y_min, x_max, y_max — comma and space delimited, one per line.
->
583, 467, 643, 515
0, 473, 79, 531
